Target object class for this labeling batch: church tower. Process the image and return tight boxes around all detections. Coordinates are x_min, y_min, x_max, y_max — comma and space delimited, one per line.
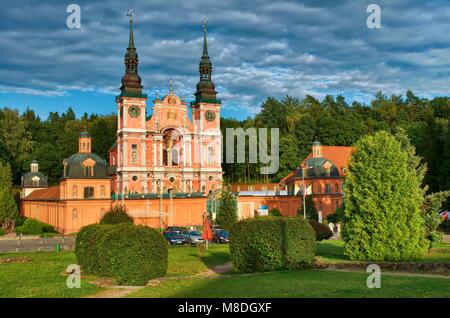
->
115, 9, 148, 196
191, 19, 223, 193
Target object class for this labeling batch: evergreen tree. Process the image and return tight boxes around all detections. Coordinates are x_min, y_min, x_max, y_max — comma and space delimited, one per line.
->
343, 131, 428, 261
0, 161, 18, 229
216, 184, 238, 231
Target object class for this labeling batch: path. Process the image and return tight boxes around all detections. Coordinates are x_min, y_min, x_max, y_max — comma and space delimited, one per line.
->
324, 267, 450, 279
86, 261, 234, 298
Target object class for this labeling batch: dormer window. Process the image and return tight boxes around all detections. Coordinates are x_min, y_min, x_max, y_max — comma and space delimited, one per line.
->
84, 166, 93, 177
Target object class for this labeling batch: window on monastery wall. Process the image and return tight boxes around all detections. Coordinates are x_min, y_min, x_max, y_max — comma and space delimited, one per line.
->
32, 179, 39, 186
325, 184, 331, 194
100, 185, 105, 198
172, 149, 178, 166
73, 185, 78, 199
84, 187, 95, 199
163, 149, 168, 166
335, 183, 340, 193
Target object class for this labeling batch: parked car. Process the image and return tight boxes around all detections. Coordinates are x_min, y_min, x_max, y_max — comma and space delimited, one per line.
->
212, 229, 229, 243
164, 226, 186, 234
181, 230, 204, 245
164, 231, 187, 245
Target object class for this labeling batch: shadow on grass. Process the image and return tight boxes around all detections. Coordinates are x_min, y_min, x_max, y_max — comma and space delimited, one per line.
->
315, 240, 349, 262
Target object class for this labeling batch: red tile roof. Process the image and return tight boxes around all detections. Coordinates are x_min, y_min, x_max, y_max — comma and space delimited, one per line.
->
23, 186, 60, 201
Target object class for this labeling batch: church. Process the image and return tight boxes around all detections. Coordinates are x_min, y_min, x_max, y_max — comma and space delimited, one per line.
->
21, 15, 223, 233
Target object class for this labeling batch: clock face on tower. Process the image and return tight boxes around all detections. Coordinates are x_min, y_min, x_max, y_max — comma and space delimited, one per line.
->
128, 105, 141, 118
205, 110, 216, 122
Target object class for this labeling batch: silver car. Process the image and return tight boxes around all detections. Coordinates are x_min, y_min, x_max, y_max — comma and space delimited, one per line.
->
181, 230, 204, 245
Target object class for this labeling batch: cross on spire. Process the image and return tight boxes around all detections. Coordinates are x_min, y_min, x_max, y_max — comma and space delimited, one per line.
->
127, 7, 135, 23
202, 17, 208, 33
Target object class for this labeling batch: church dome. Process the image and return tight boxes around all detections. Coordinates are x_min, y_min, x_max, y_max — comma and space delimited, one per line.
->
21, 171, 48, 188
63, 153, 108, 179
296, 157, 340, 178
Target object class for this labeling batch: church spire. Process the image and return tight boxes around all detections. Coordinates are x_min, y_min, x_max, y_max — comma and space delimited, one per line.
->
119, 7, 144, 98
194, 18, 218, 104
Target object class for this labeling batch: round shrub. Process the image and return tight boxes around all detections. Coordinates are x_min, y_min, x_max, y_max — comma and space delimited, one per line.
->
18, 218, 43, 235
0, 229, 5, 236
75, 223, 168, 285
100, 205, 133, 225
309, 219, 333, 241
75, 224, 106, 273
230, 217, 316, 272
268, 208, 282, 217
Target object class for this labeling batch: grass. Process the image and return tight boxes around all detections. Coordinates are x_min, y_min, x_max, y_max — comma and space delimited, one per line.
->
128, 269, 450, 298
1, 240, 449, 298
316, 240, 450, 264
167, 244, 230, 277
0, 251, 101, 298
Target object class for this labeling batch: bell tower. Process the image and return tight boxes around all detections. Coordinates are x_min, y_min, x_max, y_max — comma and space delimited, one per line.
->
115, 8, 148, 196
191, 18, 223, 193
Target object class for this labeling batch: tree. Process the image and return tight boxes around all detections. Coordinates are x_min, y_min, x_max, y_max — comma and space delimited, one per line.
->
299, 195, 318, 220
342, 131, 428, 261
0, 161, 18, 230
216, 184, 238, 231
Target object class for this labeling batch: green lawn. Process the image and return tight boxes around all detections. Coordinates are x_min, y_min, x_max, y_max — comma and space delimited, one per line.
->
128, 269, 450, 298
167, 244, 230, 277
1, 241, 448, 298
0, 251, 101, 298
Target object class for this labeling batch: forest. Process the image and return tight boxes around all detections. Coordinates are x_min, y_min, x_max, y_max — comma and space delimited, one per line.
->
0, 90, 449, 203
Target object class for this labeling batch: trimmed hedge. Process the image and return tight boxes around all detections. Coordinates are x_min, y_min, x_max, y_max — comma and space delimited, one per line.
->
100, 205, 133, 225
15, 218, 56, 235
75, 223, 168, 285
16, 218, 43, 235
309, 220, 333, 241
268, 208, 282, 217
0, 229, 5, 236
230, 217, 316, 272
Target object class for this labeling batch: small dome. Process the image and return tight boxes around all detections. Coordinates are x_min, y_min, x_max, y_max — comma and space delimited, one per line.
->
296, 157, 340, 178
63, 153, 108, 179
21, 171, 48, 188
312, 140, 322, 146
80, 131, 91, 138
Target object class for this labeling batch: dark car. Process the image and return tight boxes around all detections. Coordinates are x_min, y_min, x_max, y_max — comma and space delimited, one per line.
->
164, 231, 187, 245
213, 229, 229, 244
164, 226, 186, 234
181, 230, 204, 245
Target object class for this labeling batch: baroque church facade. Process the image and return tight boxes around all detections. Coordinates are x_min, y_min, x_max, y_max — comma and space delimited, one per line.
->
110, 16, 223, 197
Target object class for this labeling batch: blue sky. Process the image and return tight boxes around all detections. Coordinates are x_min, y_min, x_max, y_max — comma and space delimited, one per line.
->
0, 0, 449, 120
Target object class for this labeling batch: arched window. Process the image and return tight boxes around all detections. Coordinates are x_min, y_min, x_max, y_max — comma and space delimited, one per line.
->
163, 149, 168, 166
325, 184, 331, 194
100, 185, 105, 198
73, 185, 78, 199
335, 183, 340, 193
172, 149, 178, 166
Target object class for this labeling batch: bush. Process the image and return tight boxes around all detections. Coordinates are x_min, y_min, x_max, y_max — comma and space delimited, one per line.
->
343, 131, 427, 261
100, 205, 133, 225
76, 223, 168, 285
0, 228, 5, 236
230, 217, 316, 272
309, 219, 333, 241
16, 218, 43, 235
268, 208, 282, 217
15, 218, 56, 235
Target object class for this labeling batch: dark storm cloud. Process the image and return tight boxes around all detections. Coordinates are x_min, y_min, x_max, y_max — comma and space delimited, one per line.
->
0, 0, 449, 115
